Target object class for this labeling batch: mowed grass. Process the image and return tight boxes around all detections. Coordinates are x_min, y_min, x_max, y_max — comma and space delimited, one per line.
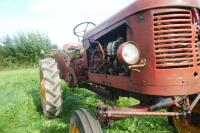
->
0, 69, 176, 133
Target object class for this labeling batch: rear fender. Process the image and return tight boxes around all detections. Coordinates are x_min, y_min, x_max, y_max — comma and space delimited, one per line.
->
51, 50, 77, 86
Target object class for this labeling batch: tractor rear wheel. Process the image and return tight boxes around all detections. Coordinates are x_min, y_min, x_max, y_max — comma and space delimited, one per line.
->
69, 108, 102, 133
168, 104, 200, 133
39, 58, 63, 118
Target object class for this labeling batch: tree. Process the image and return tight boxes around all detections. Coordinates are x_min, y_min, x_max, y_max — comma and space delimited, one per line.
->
0, 31, 57, 69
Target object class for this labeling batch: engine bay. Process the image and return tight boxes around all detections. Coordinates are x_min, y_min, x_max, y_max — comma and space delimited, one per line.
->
87, 25, 132, 76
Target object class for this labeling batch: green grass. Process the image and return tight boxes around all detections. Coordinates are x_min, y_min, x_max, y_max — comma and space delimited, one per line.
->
0, 69, 176, 133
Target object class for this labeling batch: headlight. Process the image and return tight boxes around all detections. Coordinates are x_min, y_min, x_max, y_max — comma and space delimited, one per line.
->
117, 42, 140, 65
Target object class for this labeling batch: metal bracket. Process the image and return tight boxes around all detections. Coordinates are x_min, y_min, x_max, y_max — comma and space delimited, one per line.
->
189, 93, 200, 112
96, 104, 183, 126
128, 58, 146, 72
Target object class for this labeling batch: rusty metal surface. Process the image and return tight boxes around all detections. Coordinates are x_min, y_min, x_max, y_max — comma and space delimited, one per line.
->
83, 0, 200, 40
96, 104, 149, 125
63, 43, 84, 54
152, 8, 199, 69
53, 51, 70, 80
89, 72, 200, 96
88, 7, 200, 96
55, 2, 200, 97
54, 51, 78, 86
96, 104, 183, 125
71, 56, 88, 82
107, 111, 182, 117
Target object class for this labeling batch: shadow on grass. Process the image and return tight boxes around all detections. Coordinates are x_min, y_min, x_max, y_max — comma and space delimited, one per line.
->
59, 84, 101, 123
27, 82, 176, 133
27, 82, 101, 133
26, 86, 43, 115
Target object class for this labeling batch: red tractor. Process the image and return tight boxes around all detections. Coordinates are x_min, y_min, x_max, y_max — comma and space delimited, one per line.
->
39, 0, 200, 132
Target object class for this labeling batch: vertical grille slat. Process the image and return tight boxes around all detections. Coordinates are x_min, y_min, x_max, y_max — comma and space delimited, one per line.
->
153, 8, 200, 69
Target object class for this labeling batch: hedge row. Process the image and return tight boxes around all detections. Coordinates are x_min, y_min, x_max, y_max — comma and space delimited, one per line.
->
0, 32, 57, 70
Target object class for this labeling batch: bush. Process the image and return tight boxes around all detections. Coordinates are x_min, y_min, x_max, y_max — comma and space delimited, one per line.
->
0, 31, 57, 70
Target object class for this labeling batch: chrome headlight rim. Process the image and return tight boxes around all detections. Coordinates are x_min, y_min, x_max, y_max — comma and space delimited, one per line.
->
117, 41, 140, 65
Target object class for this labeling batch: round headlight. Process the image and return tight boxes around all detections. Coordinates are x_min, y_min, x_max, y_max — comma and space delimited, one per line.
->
117, 42, 140, 65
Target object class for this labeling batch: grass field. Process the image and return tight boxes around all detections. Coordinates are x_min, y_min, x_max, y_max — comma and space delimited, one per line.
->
0, 69, 176, 133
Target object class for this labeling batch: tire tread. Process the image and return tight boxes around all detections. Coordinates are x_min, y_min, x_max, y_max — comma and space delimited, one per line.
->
40, 58, 63, 118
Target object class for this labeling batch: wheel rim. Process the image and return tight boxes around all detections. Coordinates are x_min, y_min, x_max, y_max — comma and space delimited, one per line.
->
172, 103, 200, 133
40, 72, 46, 104
71, 123, 80, 133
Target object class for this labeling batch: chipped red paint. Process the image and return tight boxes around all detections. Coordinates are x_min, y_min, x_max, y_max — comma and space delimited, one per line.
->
85, 0, 200, 96
56, 0, 200, 96
83, 0, 200, 40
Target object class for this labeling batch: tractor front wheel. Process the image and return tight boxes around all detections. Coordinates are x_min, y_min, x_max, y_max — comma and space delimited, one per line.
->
69, 108, 102, 133
168, 103, 200, 133
39, 58, 63, 118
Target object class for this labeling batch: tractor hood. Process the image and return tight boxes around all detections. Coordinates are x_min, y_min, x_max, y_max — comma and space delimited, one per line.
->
83, 0, 200, 40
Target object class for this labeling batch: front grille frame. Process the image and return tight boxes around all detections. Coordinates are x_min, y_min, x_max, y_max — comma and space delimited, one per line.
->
152, 8, 200, 69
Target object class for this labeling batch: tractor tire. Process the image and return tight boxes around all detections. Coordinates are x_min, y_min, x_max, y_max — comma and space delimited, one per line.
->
167, 107, 174, 127
168, 104, 200, 133
69, 108, 102, 133
39, 58, 63, 118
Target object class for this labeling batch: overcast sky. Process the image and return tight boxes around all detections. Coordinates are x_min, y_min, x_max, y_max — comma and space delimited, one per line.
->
0, 0, 133, 46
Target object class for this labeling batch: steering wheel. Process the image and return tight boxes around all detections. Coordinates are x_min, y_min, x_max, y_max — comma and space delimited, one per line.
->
73, 22, 96, 37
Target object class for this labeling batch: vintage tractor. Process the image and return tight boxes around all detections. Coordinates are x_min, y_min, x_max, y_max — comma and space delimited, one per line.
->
39, 0, 200, 132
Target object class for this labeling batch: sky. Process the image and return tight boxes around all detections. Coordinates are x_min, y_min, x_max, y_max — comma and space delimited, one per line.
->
0, 0, 133, 47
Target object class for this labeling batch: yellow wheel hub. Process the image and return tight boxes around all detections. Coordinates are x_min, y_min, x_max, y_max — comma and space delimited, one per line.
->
71, 123, 80, 133
172, 103, 200, 133
41, 73, 46, 104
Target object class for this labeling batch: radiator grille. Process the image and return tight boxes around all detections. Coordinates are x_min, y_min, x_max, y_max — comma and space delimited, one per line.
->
153, 8, 200, 69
